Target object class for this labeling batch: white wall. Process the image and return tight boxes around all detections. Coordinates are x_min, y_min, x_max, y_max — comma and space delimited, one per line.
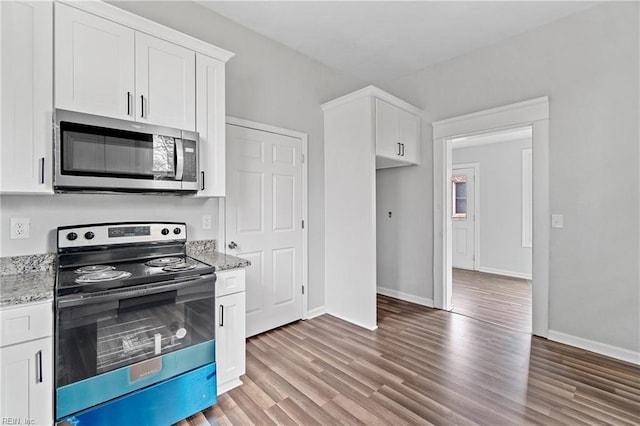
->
453, 138, 532, 278
0, 194, 220, 256
376, 165, 433, 306
378, 2, 639, 355
0, 1, 363, 313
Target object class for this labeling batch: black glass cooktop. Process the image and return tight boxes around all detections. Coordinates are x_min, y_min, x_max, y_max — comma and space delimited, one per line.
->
56, 255, 214, 295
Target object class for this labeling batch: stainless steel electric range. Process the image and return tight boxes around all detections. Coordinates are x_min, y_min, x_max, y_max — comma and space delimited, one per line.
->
55, 222, 217, 425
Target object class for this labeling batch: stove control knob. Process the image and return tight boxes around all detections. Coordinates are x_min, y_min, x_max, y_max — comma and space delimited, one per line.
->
161, 228, 170, 236
173, 227, 182, 235
84, 231, 95, 240
66, 232, 78, 241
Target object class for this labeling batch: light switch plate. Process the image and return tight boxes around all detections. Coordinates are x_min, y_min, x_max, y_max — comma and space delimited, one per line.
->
202, 215, 212, 230
551, 214, 564, 228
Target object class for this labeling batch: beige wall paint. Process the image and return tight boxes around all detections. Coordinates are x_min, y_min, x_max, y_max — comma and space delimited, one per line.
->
377, 2, 639, 353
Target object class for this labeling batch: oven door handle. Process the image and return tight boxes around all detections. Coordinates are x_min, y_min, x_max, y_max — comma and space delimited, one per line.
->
57, 274, 215, 309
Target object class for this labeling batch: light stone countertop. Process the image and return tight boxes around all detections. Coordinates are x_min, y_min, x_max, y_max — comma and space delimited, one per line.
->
0, 271, 56, 307
188, 251, 251, 271
0, 240, 249, 308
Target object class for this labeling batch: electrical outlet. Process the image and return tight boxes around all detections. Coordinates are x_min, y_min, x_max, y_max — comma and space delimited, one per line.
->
202, 215, 212, 230
10, 218, 30, 239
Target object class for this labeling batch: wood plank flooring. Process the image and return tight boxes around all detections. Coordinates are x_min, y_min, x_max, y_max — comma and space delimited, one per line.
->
177, 295, 640, 425
453, 268, 532, 333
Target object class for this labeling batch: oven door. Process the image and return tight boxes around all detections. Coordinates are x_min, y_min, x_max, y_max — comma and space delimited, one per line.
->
55, 274, 215, 420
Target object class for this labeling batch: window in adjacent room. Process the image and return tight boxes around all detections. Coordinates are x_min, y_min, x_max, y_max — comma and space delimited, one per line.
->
452, 175, 467, 219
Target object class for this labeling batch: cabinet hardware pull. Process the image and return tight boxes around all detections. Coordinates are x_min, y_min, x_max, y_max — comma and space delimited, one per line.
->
401, 143, 405, 156
36, 350, 43, 383
219, 305, 224, 327
140, 95, 145, 118
201, 171, 205, 191
397, 142, 401, 156
39, 157, 45, 184
127, 92, 131, 115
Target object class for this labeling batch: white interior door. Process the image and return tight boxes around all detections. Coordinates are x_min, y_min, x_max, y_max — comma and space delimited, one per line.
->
452, 166, 476, 270
226, 124, 303, 337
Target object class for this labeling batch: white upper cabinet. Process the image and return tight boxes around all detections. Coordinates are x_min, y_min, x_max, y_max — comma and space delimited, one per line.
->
374, 98, 421, 169
55, 2, 196, 130
195, 53, 226, 197
0, 0, 54, 194
135, 33, 195, 130
55, 2, 135, 121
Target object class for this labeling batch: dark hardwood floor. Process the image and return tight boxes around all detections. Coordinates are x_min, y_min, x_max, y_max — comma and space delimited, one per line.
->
176, 295, 639, 425
452, 268, 532, 333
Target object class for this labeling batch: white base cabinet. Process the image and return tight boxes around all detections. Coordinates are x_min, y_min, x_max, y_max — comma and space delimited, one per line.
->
215, 268, 246, 395
0, 301, 53, 425
0, 0, 53, 194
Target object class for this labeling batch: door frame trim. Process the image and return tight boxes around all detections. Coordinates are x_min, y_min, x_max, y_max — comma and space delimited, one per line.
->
225, 116, 309, 320
432, 96, 549, 337
451, 162, 480, 271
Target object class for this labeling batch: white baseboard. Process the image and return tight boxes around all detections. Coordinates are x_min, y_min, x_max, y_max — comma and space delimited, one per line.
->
306, 305, 326, 319
377, 287, 434, 308
478, 266, 532, 280
324, 311, 378, 331
548, 330, 640, 365
217, 378, 243, 395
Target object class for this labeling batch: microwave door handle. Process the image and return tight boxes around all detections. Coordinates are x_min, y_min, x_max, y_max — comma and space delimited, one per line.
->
175, 139, 184, 181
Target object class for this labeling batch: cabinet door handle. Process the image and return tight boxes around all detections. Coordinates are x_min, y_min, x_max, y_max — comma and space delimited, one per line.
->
397, 142, 402, 156
127, 92, 131, 115
219, 305, 224, 327
401, 143, 405, 156
140, 95, 145, 118
39, 157, 45, 184
35, 350, 43, 383
201, 171, 205, 191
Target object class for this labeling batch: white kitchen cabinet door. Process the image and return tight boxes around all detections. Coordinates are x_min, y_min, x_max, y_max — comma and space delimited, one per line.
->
55, 2, 135, 120
135, 33, 196, 131
0, 0, 53, 194
215, 289, 246, 394
375, 98, 402, 159
398, 107, 420, 164
374, 97, 420, 169
0, 337, 53, 425
195, 53, 226, 197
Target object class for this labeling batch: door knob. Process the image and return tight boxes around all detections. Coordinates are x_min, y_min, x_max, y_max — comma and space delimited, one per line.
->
228, 241, 237, 249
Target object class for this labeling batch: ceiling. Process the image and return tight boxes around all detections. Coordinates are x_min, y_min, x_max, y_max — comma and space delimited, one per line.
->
198, 1, 599, 83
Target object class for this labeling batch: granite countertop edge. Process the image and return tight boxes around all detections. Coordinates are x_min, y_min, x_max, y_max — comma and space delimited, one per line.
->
1, 243, 250, 308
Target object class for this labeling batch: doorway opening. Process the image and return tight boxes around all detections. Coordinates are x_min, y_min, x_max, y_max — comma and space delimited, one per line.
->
432, 96, 549, 337
450, 127, 532, 333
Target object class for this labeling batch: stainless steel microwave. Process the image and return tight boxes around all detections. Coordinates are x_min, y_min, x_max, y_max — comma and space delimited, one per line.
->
54, 109, 199, 193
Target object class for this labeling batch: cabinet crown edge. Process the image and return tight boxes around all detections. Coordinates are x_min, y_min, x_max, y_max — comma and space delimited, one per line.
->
321, 85, 422, 116
57, 0, 235, 62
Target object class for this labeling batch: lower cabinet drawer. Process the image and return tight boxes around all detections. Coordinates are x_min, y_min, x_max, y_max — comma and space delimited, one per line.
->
0, 301, 53, 347
216, 268, 246, 297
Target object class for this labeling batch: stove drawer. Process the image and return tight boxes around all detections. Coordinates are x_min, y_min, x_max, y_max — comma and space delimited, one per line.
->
1, 301, 53, 348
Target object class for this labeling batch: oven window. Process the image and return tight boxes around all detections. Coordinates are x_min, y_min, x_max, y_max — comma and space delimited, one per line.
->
55, 284, 214, 388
